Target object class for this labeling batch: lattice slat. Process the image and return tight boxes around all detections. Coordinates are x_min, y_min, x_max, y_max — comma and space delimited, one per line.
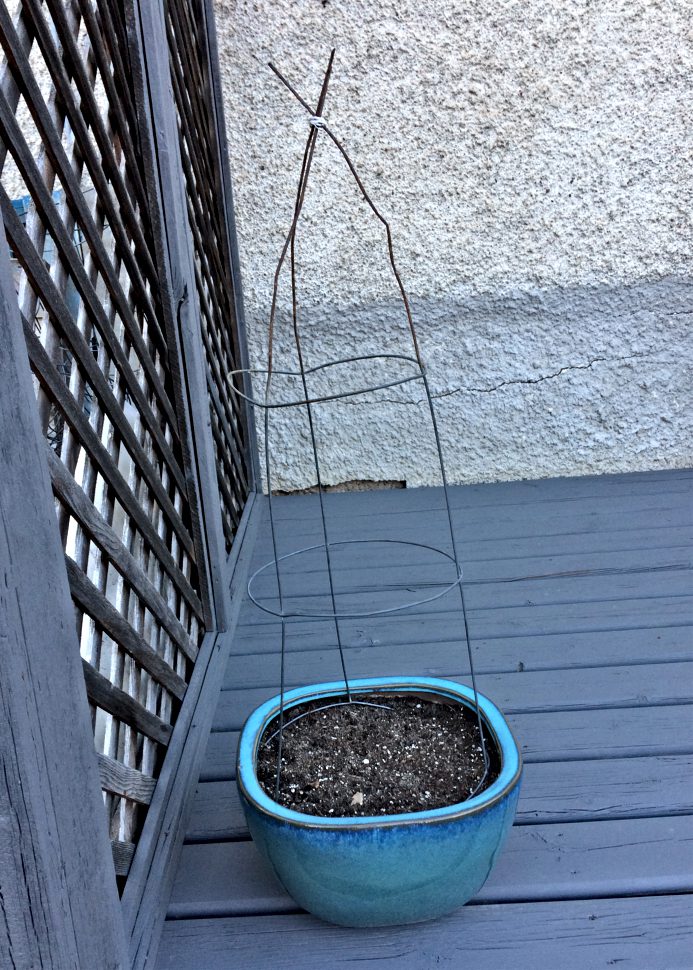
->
21, 320, 203, 620
97, 753, 157, 806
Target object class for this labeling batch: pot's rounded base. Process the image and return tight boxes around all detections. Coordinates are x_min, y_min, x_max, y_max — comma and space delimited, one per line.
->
237, 677, 522, 927
243, 785, 520, 927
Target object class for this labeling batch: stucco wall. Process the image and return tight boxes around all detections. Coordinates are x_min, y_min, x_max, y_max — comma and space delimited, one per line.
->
214, 0, 691, 490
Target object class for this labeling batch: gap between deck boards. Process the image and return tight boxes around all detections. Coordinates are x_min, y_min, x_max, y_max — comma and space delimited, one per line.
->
211, 660, 693, 733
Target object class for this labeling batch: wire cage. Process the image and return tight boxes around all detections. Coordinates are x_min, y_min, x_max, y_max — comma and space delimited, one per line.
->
236, 51, 490, 800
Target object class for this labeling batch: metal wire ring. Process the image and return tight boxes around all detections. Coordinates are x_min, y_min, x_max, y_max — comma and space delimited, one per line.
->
262, 700, 393, 746
227, 353, 425, 409
247, 537, 463, 619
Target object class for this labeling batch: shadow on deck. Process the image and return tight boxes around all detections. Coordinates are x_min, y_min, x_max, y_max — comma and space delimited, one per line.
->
157, 469, 693, 968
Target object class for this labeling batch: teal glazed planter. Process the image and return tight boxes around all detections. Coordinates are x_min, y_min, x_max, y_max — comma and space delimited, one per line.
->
237, 676, 522, 927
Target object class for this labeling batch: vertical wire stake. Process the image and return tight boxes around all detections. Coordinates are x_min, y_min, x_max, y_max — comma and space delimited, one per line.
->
263, 49, 348, 798
421, 372, 490, 789
262, 401, 287, 800
288, 122, 351, 704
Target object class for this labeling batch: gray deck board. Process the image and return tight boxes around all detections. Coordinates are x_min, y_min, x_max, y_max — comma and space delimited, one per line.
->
257, 470, 692, 517
158, 895, 693, 970
212, 660, 693, 732
223, 626, 693, 685
169, 815, 693, 917
264, 470, 693, 521
245, 543, 692, 598
158, 471, 693, 968
241, 569, 693, 622
231, 597, 692, 654
249, 495, 691, 556
253, 526, 691, 586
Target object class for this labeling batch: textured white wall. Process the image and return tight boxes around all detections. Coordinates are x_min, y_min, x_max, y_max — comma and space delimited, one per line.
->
227, 2, 689, 488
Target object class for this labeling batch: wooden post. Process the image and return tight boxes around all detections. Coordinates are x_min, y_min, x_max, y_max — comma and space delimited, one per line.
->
121, 495, 261, 970
0, 227, 128, 968
123, 0, 231, 632
118, 2, 261, 964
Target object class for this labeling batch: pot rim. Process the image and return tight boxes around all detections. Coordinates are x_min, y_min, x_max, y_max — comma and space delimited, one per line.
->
237, 676, 522, 829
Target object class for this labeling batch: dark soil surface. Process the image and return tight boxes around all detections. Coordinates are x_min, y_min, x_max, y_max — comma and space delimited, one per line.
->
257, 693, 500, 817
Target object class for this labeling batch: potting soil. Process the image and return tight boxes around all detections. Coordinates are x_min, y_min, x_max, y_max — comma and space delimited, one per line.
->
256, 693, 500, 817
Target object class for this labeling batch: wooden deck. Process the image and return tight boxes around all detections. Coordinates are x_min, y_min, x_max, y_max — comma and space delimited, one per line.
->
157, 469, 693, 968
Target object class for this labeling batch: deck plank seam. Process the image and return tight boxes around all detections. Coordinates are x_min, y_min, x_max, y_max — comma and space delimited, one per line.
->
228, 620, 693, 656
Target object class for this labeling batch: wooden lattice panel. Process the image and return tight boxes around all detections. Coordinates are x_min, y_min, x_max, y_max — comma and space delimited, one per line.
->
0, 0, 206, 883
165, 0, 251, 551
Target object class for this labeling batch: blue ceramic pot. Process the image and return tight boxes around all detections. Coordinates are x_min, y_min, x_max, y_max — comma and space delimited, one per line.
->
237, 676, 522, 927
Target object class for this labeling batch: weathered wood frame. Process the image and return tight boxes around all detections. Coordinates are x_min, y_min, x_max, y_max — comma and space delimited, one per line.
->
122, 497, 262, 969
123, 0, 232, 633
0, 0, 210, 870
118, 5, 259, 954
0, 0, 259, 966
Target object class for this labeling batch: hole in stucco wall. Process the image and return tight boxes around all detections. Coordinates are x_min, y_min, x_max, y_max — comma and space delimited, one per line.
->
273, 479, 406, 496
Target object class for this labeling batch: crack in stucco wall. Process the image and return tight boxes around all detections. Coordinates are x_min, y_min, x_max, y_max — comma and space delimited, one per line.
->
347, 350, 660, 406
248, 280, 691, 490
